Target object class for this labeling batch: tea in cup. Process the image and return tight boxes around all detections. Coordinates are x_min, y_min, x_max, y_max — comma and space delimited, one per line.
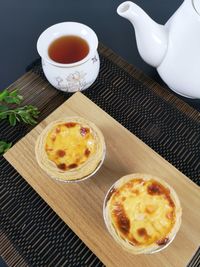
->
37, 22, 100, 92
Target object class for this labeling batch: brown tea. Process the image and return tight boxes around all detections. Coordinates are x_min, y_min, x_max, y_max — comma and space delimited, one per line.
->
48, 35, 89, 64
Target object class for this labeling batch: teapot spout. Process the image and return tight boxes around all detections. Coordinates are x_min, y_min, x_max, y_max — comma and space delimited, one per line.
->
117, 1, 168, 67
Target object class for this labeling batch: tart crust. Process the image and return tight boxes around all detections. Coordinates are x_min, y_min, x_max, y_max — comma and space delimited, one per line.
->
103, 173, 182, 254
35, 117, 106, 182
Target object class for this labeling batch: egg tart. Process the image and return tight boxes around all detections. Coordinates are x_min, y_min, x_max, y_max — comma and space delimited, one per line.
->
103, 173, 182, 254
35, 117, 106, 182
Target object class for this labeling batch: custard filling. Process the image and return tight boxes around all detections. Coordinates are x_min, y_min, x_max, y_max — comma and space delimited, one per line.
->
45, 122, 96, 170
109, 179, 176, 247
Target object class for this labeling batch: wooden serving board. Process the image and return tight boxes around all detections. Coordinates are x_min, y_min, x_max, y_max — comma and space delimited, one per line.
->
4, 92, 200, 267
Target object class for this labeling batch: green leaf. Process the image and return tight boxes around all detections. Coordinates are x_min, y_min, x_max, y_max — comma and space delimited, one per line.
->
0, 89, 9, 101
0, 105, 8, 112
0, 110, 9, 120
0, 99, 39, 126
0, 88, 23, 104
4, 96, 17, 103
0, 140, 12, 155
9, 113, 16, 126
10, 89, 18, 96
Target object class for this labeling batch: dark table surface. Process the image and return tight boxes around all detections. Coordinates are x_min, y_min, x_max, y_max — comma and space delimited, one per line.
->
1, 0, 200, 111
0, 0, 178, 86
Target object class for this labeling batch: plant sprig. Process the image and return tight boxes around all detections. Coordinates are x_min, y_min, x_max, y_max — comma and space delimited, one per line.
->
0, 88, 23, 104
0, 140, 12, 155
0, 88, 40, 154
0, 105, 40, 126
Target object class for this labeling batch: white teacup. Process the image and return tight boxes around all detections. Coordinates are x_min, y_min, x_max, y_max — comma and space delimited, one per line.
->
37, 22, 100, 92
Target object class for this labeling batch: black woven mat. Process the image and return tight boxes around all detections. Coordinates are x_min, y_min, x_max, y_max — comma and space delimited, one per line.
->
1, 43, 200, 267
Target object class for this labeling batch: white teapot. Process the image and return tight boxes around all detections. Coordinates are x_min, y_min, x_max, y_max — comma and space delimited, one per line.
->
117, 0, 200, 98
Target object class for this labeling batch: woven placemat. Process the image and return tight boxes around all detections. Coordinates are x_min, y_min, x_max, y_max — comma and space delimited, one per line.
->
1, 43, 199, 267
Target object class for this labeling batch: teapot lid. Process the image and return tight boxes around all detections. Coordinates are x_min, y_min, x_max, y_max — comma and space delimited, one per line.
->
193, 0, 200, 15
